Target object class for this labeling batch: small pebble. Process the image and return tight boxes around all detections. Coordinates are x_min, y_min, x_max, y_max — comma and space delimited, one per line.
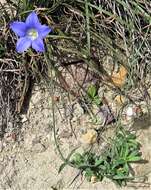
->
91, 175, 98, 183
126, 106, 133, 117
80, 129, 97, 144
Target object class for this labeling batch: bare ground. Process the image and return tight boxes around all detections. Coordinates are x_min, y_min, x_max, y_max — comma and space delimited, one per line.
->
0, 85, 151, 190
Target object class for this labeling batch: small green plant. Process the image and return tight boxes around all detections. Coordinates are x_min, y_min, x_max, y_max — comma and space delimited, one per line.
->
70, 128, 142, 186
87, 84, 101, 106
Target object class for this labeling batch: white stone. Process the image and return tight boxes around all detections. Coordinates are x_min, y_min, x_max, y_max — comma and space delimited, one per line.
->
126, 106, 133, 117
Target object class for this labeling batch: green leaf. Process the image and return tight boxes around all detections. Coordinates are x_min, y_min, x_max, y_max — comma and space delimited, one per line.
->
127, 156, 142, 162
74, 153, 82, 161
112, 159, 125, 169
67, 147, 79, 161
93, 96, 101, 105
127, 134, 136, 140
72, 153, 84, 166
128, 139, 139, 147
58, 162, 67, 173
113, 174, 128, 180
87, 84, 97, 98
123, 163, 129, 173
124, 144, 129, 159
95, 158, 104, 166
128, 150, 140, 158
98, 165, 106, 170
85, 168, 93, 181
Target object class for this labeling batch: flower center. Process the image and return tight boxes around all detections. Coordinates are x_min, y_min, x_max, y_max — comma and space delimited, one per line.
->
26, 28, 38, 40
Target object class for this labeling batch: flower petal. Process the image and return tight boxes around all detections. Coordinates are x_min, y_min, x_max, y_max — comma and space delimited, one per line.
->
10, 22, 27, 37
25, 12, 40, 27
16, 37, 31, 53
32, 38, 45, 52
37, 25, 52, 38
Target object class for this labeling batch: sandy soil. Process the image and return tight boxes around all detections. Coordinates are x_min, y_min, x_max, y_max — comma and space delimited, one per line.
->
0, 85, 151, 190
1, 0, 6, 4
